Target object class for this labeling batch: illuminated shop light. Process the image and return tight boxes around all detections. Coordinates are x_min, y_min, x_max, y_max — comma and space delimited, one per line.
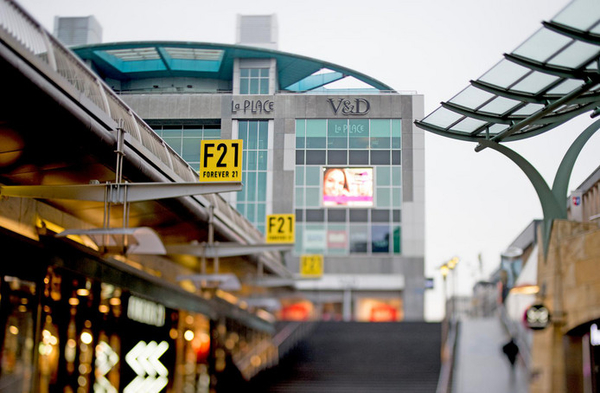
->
127, 296, 165, 327
184, 330, 194, 342
77, 288, 90, 297
9, 325, 18, 335
591, 324, 600, 346
95, 341, 119, 393
81, 332, 93, 345
125, 341, 169, 393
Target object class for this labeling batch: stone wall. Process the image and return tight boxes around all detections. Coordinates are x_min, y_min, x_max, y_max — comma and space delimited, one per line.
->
530, 219, 600, 393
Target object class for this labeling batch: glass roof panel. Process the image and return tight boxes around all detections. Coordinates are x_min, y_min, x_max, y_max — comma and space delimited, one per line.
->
104, 47, 160, 61
548, 40, 600, 69
164, 47, 224, 61
479, 96, 522, 115
513, 103, 545, 116
513, 29, 571, 63
422, 107, 463, 129
511, 71, 560, 94
448, 85, 494, 109
451, 117, 487, 133
553, 0, 600, 31
479, 59, 530, 89
546, 79, 584, 95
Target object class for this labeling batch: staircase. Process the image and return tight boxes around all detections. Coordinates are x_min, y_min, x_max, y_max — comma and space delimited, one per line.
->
248, 321, 442, 393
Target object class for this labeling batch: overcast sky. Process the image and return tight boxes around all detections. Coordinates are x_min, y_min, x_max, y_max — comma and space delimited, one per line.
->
16, 0, 599, 320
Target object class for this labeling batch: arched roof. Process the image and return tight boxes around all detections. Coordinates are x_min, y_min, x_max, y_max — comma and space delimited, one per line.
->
72, 41, 395, 92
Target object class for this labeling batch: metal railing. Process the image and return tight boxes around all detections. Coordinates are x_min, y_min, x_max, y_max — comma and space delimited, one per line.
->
0, 0, 272, 249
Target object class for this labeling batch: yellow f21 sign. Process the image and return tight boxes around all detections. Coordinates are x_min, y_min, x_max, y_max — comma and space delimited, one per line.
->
199, 140, 243, 182
300, 254, 323, 277
266, 214, 295, 243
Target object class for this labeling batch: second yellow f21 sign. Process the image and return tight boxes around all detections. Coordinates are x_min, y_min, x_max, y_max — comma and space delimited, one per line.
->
199, 140, 243, 182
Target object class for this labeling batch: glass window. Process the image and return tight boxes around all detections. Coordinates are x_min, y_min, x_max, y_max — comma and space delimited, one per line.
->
306, 209, 325, 222
305, 150, 326, 165
371, 151, 390, 165
370, 119, 390, 149
348, 119, 369, 148
304, 225, 326, 253
295, 209, 304, 222
392, 189, 402, 207
258, 122, 268, 149
393, 226, 401, 254
377, 167, 390, 186
296, 150, 304, 164
392, 150, 401, 165
305, 167, 321, 186
295, 167, 304, 185
327, 223, 348, 255
392, 119, 402, 149
349, 209, 368, 222
239, 68, 269, 94
377, 188, 391, 208
182, 137, 201, 162
305, 188, 320, 207
372, 225, 390, 253
295, 188, 304, 206
349, 225, 369, 253
392, 167, 402, 186
295, 225, 303, 254
327, 209, 346, 222
327, 151, 347, 165
257, 172, 267, 201
306, 120, 326, 148
372, 210, 390, 222
246, 150, 257, 170
393, 210, 401, 222
349, 150, 369, 165
257, 151, 268, 170
328, 119, 348, 149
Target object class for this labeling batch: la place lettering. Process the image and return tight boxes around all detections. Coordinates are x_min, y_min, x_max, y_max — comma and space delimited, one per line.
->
231, 99, 274, 114
328, 98, 370, 116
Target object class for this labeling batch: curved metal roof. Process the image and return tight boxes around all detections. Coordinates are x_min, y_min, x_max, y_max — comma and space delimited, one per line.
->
415, 0, 600, 149
72, 41, 395, 92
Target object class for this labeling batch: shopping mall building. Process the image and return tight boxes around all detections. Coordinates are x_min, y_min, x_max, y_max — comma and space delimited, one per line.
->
70, 15, 426, 322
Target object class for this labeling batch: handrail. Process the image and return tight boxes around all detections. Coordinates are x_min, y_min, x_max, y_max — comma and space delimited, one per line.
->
436, 319, 460, 393
0, 0, 271, 249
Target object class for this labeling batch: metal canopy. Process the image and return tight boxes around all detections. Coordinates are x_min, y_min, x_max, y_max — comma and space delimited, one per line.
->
416, 0, 600, 147
415, 0, 600, 256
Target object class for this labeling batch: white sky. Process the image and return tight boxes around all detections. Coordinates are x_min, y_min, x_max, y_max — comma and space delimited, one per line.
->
16, 0, 600, 320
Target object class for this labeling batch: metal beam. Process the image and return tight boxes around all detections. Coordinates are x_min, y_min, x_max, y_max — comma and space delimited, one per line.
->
542, 21, 600, 46
165, 242, 294, 258
0, 181, 242, 203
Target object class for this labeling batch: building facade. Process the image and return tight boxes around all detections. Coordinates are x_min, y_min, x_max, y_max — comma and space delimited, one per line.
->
72, 16, 426, 321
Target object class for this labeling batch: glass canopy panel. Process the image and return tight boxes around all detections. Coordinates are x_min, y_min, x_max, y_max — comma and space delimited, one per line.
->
511, 71, 560, 94
479, 96, 522, 115
513, 103, 545, 116
449, 85, 495, 109
548, 40, 600, 69
547, 78, 584, 95
451, 117, 487, 133
479, 60, 530, 89
422, 107, 463, 129
513, 29, 571, 63
553, 0, 600, 32
488, 123, 510, 136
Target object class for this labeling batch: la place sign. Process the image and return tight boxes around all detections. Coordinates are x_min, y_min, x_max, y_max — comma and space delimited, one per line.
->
525, 304, 551, 330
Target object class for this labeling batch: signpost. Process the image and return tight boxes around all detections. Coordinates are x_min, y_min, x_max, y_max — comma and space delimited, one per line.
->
525, 304, 551, 330
300, 254, 323, 277
266, 214, 295, 243
199, 140, 243, 182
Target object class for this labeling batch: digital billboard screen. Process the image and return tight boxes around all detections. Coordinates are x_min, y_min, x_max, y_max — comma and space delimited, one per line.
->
322, 167, 373, 207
